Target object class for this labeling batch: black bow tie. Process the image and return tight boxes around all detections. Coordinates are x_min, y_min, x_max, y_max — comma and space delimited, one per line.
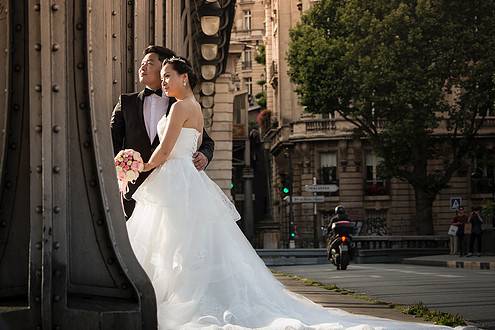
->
144, 88, 163, 97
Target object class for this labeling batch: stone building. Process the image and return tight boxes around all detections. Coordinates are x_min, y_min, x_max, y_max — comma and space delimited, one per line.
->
260, 0, 495, 248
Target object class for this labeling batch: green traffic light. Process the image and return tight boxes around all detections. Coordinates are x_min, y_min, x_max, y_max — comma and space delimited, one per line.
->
283, 187, 289, 194
290, 232, 296, 238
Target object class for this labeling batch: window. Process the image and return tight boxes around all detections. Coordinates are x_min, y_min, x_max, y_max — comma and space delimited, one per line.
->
320, 153, 337, 184
471, 152, 495, 194
243, 10, 251, 30
364, 151, 389, 195
243, 49, 252, 69
244, 77, 253, 98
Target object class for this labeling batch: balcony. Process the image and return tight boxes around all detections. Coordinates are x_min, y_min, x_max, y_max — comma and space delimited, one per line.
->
364, 180, 390, 196
471, 177, 494, 194
242, 61, 253, 70
231, 29, 264, 42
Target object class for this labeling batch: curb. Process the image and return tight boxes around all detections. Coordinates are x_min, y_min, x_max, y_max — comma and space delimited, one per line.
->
402, 258, 495, 271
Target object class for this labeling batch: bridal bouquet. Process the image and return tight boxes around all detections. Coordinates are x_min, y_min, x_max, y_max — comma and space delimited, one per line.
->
114, 149, 144, 193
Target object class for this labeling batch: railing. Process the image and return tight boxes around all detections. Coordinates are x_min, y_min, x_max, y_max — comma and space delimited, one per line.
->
471, 177, 494, 194
352, 235, 449, 263
364, 179, 390, 196
242, 61, 252, 70
255, 236, 450, 265
306, 119, 336, 131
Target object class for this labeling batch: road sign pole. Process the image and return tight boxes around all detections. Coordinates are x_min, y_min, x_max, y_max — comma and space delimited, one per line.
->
312, 177, 319, 248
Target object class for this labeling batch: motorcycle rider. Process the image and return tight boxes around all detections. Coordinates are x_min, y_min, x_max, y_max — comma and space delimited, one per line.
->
326, 205, 351, 260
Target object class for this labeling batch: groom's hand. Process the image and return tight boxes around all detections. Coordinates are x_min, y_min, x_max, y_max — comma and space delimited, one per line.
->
193, 152, 208, 171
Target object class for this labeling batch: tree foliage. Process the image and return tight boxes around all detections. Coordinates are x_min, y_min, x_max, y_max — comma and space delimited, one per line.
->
288, 0, 495, 234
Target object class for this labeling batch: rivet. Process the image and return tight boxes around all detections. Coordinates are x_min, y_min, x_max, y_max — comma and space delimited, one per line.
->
53, 166, 60, 173
53, 206, 61, 214
88, 7, 92, 13
35, 242, 41, 250
52, 4, 60, 11
112, 10, 117, 15
121, 283, 128, 289
53, 242, 60, 250
127, 23, 132, 28
112, 33, 117, 38
36, 206, 43, 213
13, 104, 20, 111
9, 143, 16, 150
0, 221, 7, 227
52, 43, 60, 51
14, 65, 21, 72
53, 295, 60, 302
15, 24, 22, 31
34, 4, 40, 11
36, 165, 42, 173
77, 62, 84, 69
90, 180, 97, 187
5, 181, 12, 189
128, 1, 133, 5
35, 84, 42, 92
53, 125, 61, 133
83, 141, 90, 148
88, 47, 93, 53
34, 296, 40, 302
34, 43, 41, 51
127, 68, 132, 73
35, 125, 42, 133
52, 84, 60, 92
97, 219, 103, 226
79, 102, 86, 109
76, 23, 83, 30
112, 56, 117, 61
107, 258, 114, 265
113, 80, 117, 84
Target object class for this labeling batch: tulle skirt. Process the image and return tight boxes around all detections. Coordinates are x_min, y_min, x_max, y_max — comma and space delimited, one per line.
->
127, 158, 455, 330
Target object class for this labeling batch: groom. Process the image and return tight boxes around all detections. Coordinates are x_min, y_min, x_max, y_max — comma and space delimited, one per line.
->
110, 45, 215, 219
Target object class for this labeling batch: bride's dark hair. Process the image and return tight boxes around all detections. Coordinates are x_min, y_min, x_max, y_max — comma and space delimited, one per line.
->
163, 56, 199, 89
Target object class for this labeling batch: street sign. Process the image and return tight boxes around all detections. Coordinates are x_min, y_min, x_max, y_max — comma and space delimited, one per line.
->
283, 196, 325, 203
450, 197, 462, 210
304, 184, 339, 193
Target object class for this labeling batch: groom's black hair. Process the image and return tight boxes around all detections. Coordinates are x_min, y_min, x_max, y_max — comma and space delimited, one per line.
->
143, 45, 176, 63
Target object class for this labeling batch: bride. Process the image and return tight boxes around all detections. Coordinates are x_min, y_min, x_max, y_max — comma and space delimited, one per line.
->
126, 57, 457, 330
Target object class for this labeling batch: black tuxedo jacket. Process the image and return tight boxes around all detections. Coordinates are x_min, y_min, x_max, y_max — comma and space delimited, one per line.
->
110, 90, 215, 203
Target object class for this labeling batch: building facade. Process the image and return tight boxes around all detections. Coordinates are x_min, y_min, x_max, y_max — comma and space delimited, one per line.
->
260, 0, 495, 248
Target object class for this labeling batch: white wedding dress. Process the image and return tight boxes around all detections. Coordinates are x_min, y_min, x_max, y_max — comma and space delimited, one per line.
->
126, 117, 457, 330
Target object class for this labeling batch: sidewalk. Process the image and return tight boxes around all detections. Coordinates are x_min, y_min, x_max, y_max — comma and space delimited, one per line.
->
402, 254, 495, 271
274, 273, 443, 325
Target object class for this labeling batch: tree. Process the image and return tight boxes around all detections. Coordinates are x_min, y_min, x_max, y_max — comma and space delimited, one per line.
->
287, 0, 495, 234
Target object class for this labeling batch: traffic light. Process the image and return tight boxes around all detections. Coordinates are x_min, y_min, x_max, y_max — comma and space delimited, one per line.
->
289, 223, 298, 239
280, 174, 290, 197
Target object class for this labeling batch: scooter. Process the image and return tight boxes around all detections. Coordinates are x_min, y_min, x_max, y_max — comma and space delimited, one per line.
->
326, 221, 352, 270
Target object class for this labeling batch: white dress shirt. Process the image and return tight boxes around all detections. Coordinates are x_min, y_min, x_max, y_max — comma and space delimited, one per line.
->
143, 93, 169, 144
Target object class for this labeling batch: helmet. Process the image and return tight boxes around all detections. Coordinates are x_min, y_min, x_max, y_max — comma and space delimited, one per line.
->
335, 205, 345, 215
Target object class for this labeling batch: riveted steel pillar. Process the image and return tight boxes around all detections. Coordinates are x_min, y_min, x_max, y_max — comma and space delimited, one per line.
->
0, 1, 156, 329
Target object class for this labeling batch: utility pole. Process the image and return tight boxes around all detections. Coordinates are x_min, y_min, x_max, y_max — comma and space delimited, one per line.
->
288, 148, 295, 248
312, 176, 319, 247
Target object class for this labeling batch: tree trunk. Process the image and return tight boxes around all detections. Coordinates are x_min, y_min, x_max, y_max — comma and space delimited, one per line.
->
414, 188, 435, 235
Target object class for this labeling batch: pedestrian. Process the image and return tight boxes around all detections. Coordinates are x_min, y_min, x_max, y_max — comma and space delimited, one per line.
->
451, 206, 467, 256
467, 206, 484, 257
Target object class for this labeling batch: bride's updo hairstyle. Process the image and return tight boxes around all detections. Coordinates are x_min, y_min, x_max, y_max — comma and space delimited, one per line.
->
163, 56, 199, 89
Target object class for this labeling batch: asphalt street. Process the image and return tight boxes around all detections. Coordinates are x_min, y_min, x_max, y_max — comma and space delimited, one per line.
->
271, 263, 495, 329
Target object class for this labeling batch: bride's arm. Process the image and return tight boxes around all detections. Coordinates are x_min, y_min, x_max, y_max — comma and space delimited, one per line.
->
143, 103, 187, 172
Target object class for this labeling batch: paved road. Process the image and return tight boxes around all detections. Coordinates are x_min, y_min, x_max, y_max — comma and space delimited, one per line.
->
272, 263, 495, 329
